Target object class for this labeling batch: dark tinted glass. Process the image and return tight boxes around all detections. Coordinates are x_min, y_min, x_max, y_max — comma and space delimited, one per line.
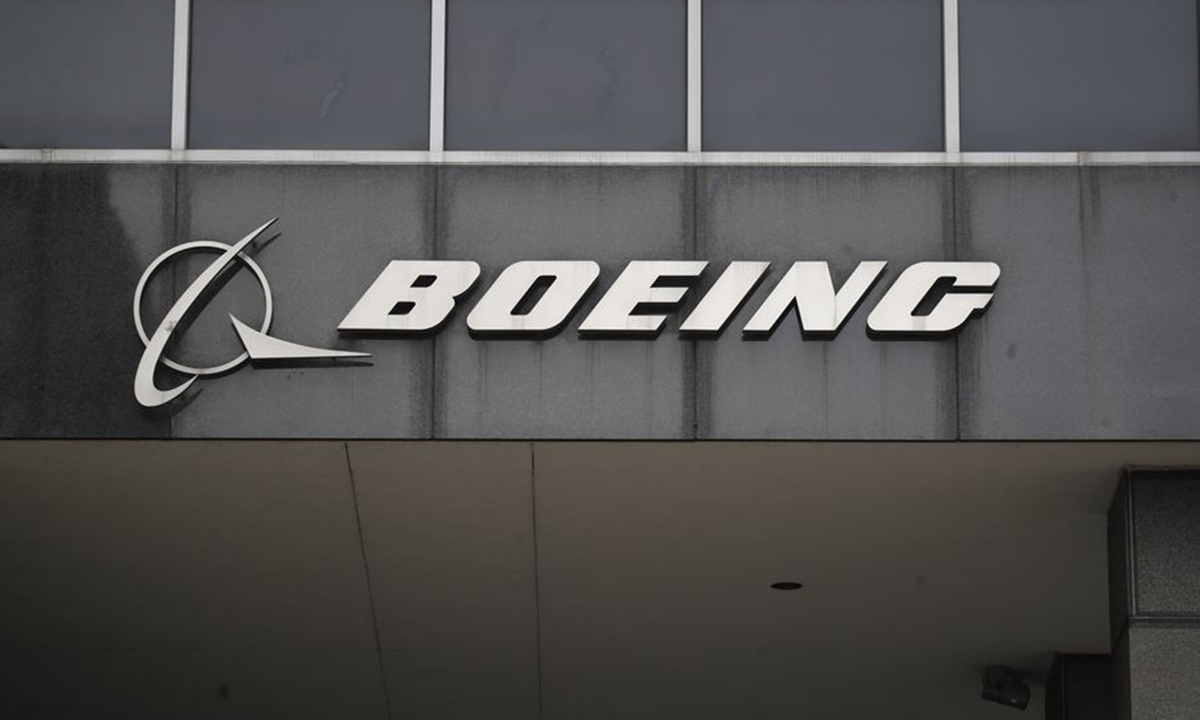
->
960, 0, 1200, 151
189, 0, 429, 150
704, 0, 944, 152
446, 0, 686, 151
0, 0, 173, 149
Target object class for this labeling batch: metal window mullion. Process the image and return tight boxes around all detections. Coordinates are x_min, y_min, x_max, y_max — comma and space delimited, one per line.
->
943, 0, 960, 153
687, 0, 702, 152
171, 0, 191, 150
430, 0, 447, 153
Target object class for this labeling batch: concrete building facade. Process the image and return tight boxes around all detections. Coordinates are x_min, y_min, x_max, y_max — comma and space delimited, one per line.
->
3, 1, 1200, 717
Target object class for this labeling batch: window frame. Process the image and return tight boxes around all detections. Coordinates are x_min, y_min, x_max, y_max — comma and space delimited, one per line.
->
1, 0, 1197, 165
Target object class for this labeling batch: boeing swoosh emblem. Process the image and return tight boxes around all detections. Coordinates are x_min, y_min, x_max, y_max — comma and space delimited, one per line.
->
132, 218, 369, 408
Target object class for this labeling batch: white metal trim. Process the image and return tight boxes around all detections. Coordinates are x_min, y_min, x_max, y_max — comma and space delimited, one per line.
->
3, 149, 1200, 166
942, 0, 960, 153
171, 0, 191, 150
1078, 152, 1200, 165
429, 0, 447, 154
687, 0, 702, 152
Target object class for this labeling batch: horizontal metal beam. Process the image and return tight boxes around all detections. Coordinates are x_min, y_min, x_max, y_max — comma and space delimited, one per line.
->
1, 149, 1199, 166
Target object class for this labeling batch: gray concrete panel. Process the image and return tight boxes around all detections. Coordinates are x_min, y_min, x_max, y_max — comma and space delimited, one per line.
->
435, 166, 693, 438
1080, 168, 1200, 438
696, 167, 957, 439
960, 167, 1200, 439
2, 163, 1199, 441
170, 165, 434, 438
1130, 474, 1200, 615
1109, 471, 1200, 719
956, 167, 1090, 438
349, 442, 539, 719
1125, 626, 1200, 720
0, 164, 173, 438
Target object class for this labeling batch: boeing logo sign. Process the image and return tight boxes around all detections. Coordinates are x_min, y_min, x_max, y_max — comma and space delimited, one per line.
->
132, 219, 369, 408
133, 220, 1001, 408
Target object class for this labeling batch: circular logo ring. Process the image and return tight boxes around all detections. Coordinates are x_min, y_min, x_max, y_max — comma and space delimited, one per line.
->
133, 240, 273, 376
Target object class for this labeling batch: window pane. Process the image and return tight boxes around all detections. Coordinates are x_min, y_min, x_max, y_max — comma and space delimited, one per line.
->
960, 0, 1200, 151
704, 0, 944, 152
189, 0, 429, 150
0, 0, 173, 149
446, 0, 686, 151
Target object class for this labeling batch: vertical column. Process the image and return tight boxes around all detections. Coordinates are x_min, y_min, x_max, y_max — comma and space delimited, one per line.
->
942, 0, 960, 153
1045, 654, 1114, 720
1108, 469, 1200, 718
687, 0, 702, 153
429, 0, 447, 153
171, 0, 191, 150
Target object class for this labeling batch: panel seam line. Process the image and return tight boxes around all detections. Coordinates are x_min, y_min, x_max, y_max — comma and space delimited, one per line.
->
344, 442, 394, 720
531, 442, 545, 720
